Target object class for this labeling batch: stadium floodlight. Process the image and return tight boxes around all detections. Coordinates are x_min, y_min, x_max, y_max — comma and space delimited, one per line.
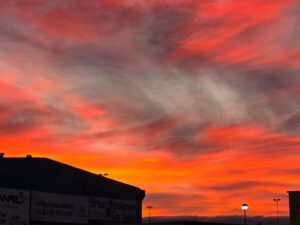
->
241, 203, 248, 225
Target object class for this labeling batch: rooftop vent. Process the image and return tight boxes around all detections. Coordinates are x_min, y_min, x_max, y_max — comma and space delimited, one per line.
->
26, 154, 32, 159
98, 173, 109, 177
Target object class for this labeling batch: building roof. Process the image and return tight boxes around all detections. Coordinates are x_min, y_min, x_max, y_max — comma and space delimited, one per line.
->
0, 156, 145, 200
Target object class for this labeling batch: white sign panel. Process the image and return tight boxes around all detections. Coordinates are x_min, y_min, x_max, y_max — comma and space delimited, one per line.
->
89, 197, 137, 223
89, 197, 110, 221
31, 191, 88, 224
0, 187, 29, 225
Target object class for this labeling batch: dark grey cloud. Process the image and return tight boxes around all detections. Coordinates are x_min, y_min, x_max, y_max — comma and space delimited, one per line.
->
0, 13, 34, 43
82, 117, 218, 158
0, 0, 299, 158
278, 113, 300, 136
142, 2, 193, 58
0, 96, 87, 138
209, 181, 280, 192
145, 192, 209, 213
0, 99, 42, 135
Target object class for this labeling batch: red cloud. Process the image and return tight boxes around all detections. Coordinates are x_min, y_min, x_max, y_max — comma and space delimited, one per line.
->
167, 0, 298, 67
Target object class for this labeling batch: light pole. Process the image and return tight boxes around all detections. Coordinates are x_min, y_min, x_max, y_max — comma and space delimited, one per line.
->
146, 206, 153, 223
241, 203, 248, 225
273, 198, 280, 225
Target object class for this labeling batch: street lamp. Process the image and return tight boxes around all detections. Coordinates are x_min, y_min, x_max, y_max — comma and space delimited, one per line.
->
241, 203, 248, 225
273, 198, 281, 225
146, 205, 153, 223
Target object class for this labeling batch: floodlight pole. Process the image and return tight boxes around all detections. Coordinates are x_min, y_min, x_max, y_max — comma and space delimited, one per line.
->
146, 205, 153, 223
241, 203, 248, 225
273, 198, 281, 225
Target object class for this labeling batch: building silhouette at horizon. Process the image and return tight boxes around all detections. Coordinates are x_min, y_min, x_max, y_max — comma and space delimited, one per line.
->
0, 154, 145, 225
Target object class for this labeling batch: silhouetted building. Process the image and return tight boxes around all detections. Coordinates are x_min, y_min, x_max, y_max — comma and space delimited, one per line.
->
288, 191, 300, 225
0, 155, 145, 225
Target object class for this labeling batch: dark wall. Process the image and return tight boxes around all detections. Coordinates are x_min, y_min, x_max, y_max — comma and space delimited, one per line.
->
0, 157, 145, 225
288, 192, 300, 225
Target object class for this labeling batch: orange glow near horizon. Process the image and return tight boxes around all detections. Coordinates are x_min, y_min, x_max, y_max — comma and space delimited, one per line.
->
0, 0, 300, 220
1, 124, 299, 217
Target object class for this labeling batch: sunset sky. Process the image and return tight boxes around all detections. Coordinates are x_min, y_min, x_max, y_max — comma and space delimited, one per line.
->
0, 0, 300, 218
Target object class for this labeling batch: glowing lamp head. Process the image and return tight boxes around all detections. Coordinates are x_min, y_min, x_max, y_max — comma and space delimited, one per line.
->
241, 203, 248, 210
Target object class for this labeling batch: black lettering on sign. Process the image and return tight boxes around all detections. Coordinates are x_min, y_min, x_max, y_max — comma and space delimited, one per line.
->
56, 210, 62, 216
0, 192, 27, 204
63, 211, 73, 216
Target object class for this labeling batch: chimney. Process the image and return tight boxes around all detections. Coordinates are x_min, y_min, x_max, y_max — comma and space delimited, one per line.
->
26, 154, 32, 159
0, 153, 4, 158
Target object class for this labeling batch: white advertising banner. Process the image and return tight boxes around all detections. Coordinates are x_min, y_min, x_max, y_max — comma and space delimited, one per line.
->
0, 187, 29, 225
31, 191, 88, 224
89, 197, 137, 223
89, 197, 110, 221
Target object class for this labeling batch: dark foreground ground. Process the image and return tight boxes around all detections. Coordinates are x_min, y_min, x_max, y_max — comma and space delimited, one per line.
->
142, 216, 290, 225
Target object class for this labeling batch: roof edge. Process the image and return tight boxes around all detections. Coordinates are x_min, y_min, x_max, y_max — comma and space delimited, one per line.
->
1, 157, 145, 193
